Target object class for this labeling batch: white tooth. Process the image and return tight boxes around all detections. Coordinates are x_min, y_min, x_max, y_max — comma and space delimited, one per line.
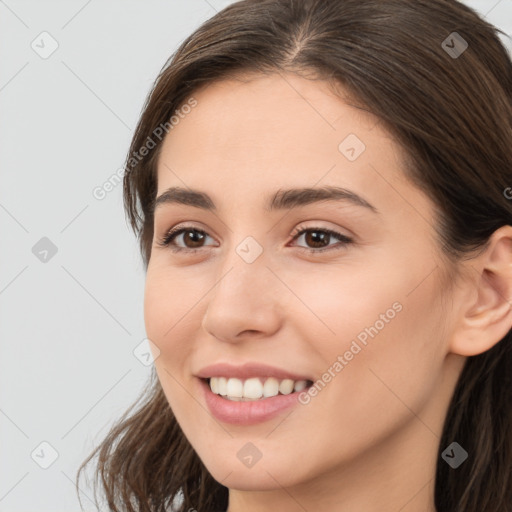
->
210, 377, 219, 394
243, 378, 263, 399
218, 377, 228, 396
279, 379, 294, 395
226, 378, 243, 397
263, 377, 279, 397
226, 396, 241, 401
294, 380, 307, 392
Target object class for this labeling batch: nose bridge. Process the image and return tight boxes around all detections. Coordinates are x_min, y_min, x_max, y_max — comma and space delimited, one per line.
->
214, 234, 272, 306
201, 233, 282, 341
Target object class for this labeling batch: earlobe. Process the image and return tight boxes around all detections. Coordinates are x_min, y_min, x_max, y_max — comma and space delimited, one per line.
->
449, 225, 512, 357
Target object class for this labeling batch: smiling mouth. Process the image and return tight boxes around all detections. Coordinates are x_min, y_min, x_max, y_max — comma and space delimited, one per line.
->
203, 376, 314, 401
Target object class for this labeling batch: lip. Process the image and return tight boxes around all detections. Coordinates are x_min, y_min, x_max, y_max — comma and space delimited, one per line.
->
196, 362, 313, 382
198, 377, 309, 425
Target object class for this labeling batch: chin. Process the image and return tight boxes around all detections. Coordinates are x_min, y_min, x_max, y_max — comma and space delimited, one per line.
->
211, 467, 298, 491
198, 449, 308, 491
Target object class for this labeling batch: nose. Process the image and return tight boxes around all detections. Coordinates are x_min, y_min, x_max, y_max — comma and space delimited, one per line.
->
201, 249, 283, 344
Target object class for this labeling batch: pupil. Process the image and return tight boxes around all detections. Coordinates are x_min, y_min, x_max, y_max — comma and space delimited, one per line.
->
306, 231, 329, 248
186, 231, 204, 248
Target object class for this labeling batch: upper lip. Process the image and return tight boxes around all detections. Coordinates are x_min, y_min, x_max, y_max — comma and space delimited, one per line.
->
196, 362, 313, 382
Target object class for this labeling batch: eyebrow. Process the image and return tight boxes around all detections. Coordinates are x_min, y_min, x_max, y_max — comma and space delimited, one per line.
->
152, 186, 379, 214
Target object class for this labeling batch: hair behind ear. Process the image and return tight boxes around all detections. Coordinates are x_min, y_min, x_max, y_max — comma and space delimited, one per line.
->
435, 333, 512, 511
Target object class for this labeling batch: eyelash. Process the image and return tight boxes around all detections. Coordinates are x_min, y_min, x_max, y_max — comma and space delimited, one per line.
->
156, 224, 353, 255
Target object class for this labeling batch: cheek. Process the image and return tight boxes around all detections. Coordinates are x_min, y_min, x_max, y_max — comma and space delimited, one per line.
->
143, 266, 197, 366
144, 260, 199, 330
282, 260, 403, 358
143, 267, 203, 422
287, 260, 445, 435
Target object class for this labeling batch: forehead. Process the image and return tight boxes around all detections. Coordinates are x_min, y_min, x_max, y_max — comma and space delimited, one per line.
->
160, 72, 387, 161
155, 72, 431, 223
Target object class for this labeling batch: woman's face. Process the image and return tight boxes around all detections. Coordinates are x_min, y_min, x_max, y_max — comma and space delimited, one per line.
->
144, 72, 461, 492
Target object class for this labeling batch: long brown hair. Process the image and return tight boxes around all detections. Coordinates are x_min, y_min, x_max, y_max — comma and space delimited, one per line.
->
77, 1, 512, 510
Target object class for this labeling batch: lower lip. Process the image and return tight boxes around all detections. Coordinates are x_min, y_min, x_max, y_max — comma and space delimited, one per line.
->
199, 378, 306, 426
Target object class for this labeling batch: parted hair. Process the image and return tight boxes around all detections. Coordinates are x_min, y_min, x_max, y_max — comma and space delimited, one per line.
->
77, 1, 512, 510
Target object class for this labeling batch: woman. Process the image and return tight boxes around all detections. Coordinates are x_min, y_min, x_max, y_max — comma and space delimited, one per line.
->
77, 0, 512, 510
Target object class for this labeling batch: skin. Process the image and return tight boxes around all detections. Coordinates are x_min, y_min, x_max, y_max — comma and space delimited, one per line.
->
144, 71, 512, 512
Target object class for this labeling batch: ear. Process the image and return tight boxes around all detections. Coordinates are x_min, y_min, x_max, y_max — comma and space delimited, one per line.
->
449, 225, 512, 357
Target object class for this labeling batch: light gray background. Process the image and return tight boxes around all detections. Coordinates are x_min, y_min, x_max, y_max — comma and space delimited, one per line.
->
1, 1, 511, 510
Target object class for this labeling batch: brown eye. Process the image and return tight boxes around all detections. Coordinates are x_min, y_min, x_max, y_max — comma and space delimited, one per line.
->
156, 225, 353, 255
303, 230, 331, 249
290, 227, 353, 253
157, 227, 215, 252
178, 229, 207, 248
